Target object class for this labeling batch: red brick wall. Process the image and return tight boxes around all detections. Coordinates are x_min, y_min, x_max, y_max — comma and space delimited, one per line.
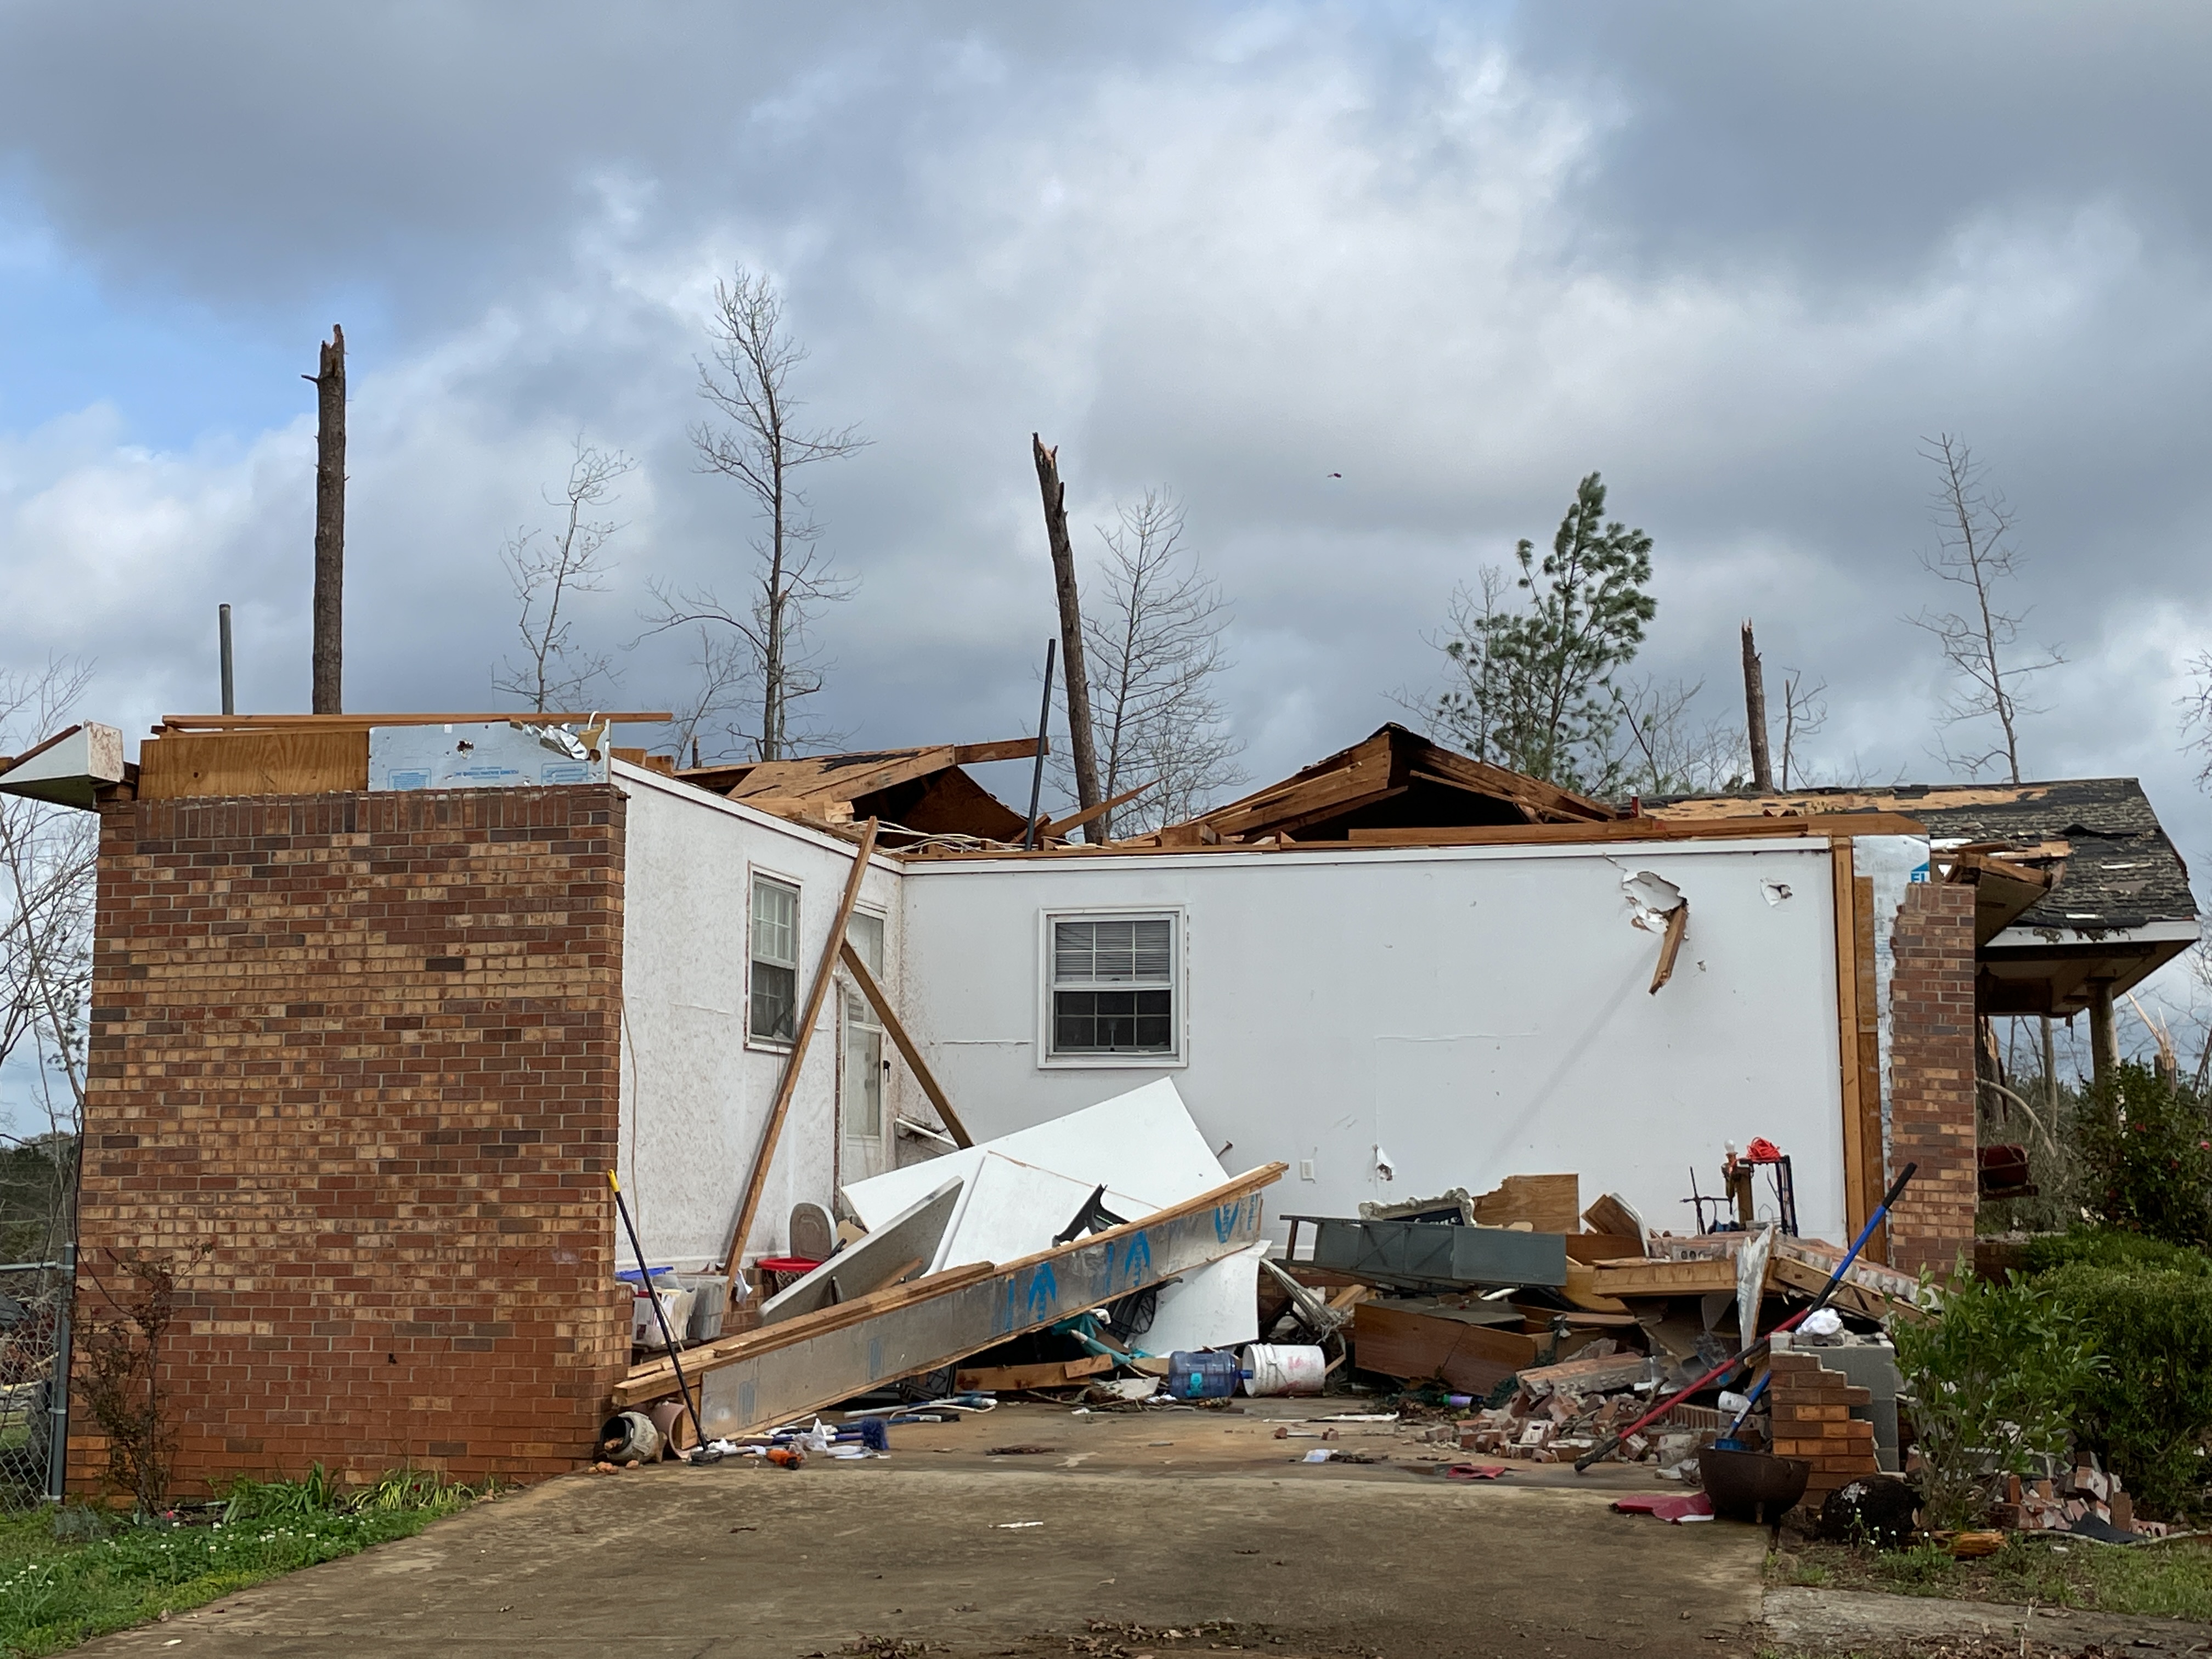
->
1885, 880, 1978, 1277
72, 787, 629, 1497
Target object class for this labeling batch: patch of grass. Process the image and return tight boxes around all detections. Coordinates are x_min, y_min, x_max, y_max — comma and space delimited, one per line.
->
1768, 1534, 2212, 1623
0, 1469, 481, 1657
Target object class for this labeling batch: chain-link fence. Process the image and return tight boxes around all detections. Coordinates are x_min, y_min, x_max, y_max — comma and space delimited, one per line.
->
0, 1252, 70, 1513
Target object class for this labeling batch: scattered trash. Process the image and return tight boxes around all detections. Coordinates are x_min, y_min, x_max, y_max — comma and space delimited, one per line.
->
1612, 1492, 1715, 1524
1442, 1463, 1507, 1481
992, 1521, 1044, 1529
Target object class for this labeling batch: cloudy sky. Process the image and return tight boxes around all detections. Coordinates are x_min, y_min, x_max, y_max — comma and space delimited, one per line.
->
4, 2, 2211, 1057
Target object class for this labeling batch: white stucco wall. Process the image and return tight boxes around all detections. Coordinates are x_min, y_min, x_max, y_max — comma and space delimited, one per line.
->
613, 762, 909, 1266
897, 838, 1857, 1245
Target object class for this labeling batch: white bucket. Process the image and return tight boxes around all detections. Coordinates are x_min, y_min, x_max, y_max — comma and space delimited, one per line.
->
1242, 1342, 1326, 1396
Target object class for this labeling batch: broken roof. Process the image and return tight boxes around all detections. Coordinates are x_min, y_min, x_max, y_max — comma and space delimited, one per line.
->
1647, 777, 2199, 1016
1155, 723, 1616, 844
678, 737, 1039, 844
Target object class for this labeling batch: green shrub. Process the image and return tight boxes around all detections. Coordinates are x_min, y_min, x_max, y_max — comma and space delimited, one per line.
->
2041, 1262, 2212, 1519
2072, 1063, 2212, 1249
1892, 1271, 2102, 1531
2022, 1229, 2212, 1277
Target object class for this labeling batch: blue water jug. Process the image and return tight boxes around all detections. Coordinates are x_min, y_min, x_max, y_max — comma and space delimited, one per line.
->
1165, 1350, 1250, 1400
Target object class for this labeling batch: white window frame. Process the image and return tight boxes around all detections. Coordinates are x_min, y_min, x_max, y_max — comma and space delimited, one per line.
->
1037, 907, 1187, 1069
746, 867, 804, 1052
840, 907, 890, 1143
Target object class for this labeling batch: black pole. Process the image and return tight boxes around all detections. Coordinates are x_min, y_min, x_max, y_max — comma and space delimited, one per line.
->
218, 604, 235, 716
607, 1171, 701, 1451
1022, 639, 1057, 851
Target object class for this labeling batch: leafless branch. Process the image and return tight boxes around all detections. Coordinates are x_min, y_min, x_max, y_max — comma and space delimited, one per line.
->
641, 268, 867, 761
493, 438, 634, 713
1778, 668, 1828, 791
0, 659, 98, 1181
1605, 675, 1746, 797
1905, 434, 2064, 783
1060, 489, 1245, 836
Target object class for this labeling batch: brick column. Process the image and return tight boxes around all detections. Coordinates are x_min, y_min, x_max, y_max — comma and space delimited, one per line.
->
1885, 881, 1978, 1278
72, 786, 629, 1497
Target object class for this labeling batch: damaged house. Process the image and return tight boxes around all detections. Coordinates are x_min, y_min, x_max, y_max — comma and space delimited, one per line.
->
1, 712, 2194, 1491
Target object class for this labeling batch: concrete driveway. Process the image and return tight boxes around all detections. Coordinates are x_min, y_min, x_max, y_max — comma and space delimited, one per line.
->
80, 1403, 1767, 1658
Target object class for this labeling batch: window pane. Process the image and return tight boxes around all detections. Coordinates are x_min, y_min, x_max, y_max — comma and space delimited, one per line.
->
1053, 917, 1172, 985
1052, 988, 1173, 1054
751, 962, 797, 1043
752, 877, 797, 968
849, 912, 885, 977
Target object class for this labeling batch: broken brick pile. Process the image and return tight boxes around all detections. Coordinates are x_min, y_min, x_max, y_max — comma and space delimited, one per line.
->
1993, 1452, 2165, 1538
1452, 1342, 1705, 1470
1767, 1350, 1877, 1508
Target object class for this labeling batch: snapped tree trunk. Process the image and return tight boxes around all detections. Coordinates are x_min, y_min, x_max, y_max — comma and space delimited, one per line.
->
1032, 435, 1102, 833
309, 326, 347, 715
1741, 620, 1773, 792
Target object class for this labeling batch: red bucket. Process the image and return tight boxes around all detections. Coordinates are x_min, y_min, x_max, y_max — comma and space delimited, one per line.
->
756, 1255, 822, 1296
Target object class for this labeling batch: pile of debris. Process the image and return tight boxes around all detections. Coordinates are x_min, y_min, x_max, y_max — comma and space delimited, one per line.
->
611, 1079, 1288, 1452
1995, 1451, 2168, 1540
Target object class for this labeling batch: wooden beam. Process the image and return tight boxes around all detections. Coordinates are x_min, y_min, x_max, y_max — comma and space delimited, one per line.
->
159, 710, 672, 729
620, 1161, 1286, 1407
722, 819, 881, 1286
839, 939, 973, 1149
1833, 843, 1869, 1247
1649, 902, 1689, 994
1345, 812, 1929, 848
951, 737, 1043, 766
1039, 778, 1156, 840
955, 1355, 1112, 1391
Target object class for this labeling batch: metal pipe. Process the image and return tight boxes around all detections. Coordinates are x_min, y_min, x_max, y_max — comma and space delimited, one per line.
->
1022, 639, 1056, 851
608, 1172, 701, 1451
44, 1241, 75, 1503
218, 604, 235, 716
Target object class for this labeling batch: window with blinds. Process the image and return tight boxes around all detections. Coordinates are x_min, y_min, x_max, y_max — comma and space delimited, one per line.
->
749, 874, 800, 1043
1048, 915, 1177, 1056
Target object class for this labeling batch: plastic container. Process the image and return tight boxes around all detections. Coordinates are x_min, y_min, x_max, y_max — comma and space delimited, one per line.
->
1241, 1343, 1326, 1396
678, 1274, 729, 1341
631, 1285, 695, 1349
1166, 1350, 1250, 1400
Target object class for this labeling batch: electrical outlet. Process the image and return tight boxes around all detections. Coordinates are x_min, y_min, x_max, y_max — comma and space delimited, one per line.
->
1299, 1159, 1316, 1181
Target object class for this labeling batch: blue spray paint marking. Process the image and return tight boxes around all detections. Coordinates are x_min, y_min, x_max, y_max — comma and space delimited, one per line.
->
1121, 1232, 1153, 1288
1214, 1198, 1246, 1242
1025, 1262, 1060, 1323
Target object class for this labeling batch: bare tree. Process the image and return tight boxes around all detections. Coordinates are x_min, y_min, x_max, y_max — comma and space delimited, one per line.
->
1908, 435, 2064, 783
645, 269, 866, 761
1607, 675, 1746, 797
0, 662, 98, 1285
2181, 655, 2212, 794
494, 439, 635, 713
1063, 490, 1245, 837
666, 626, 757, 770
1778, 668, 1828, 790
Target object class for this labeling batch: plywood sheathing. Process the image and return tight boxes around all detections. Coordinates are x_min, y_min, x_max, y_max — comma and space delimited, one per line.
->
1164, 724, 1614, 845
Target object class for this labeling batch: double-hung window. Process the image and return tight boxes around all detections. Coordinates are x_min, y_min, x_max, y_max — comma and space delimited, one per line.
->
1047, 913, 1179, 1059
749, 874, 800, 1043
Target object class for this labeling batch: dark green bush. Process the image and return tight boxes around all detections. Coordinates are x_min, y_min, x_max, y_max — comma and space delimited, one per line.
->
2072, 1063, 2212, 1249
2023, 1229, 2212, 1277
2041, 1262, 2212, 1519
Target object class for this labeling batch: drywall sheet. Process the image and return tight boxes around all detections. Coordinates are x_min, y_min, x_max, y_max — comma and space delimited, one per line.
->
840, 1077, 1227, 1234
759, 1177, 962, 1325
369, 721, 608, 790
1139, 1244, 1267, 1355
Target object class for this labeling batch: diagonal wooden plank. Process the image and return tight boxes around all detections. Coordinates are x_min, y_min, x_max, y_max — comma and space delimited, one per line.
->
839, 939, 972, 1148
721, 818, 881, 1288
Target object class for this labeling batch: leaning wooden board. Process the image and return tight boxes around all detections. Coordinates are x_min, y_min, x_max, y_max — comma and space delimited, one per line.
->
613, 1164, 1286, 1432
